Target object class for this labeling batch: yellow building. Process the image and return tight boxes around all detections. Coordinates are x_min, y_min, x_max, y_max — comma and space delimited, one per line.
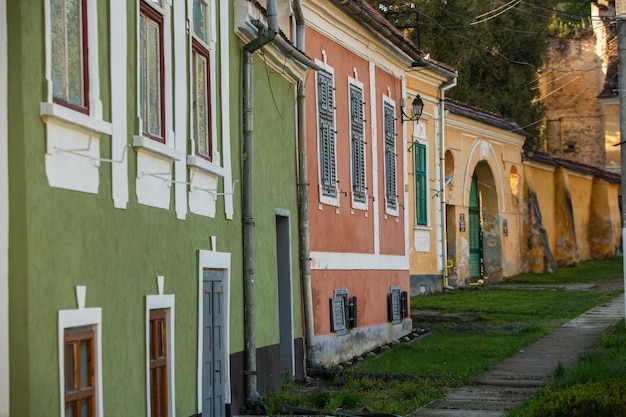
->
406, 96, 621, 294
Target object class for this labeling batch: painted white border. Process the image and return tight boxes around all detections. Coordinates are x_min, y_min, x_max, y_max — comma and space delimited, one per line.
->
412, 120, 430, 228
110, 0, 129, 209
219, 0, 234, 220
382, 93, 399, 218
173, 0, 188, 219
58, 287, 103, 417
314, 57, 339, 208
369, 61, 380, 255
145, 276, 176, 417
347, 75, 368, 212
310, 251, 409, 270
197, 248, 232, 412
0, 0, 9, 412
41, 0, 111, 194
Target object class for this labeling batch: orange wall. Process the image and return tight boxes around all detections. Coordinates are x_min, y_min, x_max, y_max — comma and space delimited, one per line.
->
305, 28, 405, 256
311, 269, 408, 334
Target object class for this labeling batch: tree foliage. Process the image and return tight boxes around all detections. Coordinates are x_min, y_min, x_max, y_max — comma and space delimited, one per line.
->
368, 0, 594, 148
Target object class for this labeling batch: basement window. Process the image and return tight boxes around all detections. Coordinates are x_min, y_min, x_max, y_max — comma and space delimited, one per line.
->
330, 289, 358, 335
388, 286, 408, 324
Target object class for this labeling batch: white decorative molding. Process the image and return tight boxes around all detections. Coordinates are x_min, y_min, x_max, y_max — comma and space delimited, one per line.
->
58, 287, 103, 417
310, 251, 409, 271
188, 168, 219, 218
110, 0, 129, 209
145, 276, 175, 417
197, 249, 232, 411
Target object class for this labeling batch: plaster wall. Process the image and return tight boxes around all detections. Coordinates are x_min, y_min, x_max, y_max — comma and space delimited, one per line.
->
603, 101, 620, 173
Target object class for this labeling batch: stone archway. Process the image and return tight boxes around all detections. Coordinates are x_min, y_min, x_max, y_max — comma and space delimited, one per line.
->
472, 161, 503, 282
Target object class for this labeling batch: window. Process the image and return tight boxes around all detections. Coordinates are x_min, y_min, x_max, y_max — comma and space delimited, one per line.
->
414, 142, 427, 225
139, 0, 165, 142
349, 83, 366, 204
150, 309, 169, 417
192, 0, 213, 161
64, 326, 96, 417
329, 289, 357, 335
383, 100, 397, 210
51, 0, 89, 113
387, 286, 408, 325
317, 70, 337, 198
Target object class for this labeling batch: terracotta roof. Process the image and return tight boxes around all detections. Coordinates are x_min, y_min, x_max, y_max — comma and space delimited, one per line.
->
526, 149, 621, 183
329, 0, 456, 74
444, 99, 528, 136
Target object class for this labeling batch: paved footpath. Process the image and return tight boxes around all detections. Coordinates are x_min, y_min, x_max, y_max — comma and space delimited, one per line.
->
408, 294, 625, 417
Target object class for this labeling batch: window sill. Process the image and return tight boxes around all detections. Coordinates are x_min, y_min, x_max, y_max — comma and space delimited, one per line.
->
133, 135, 182, 161
40, 102, 112, 135
413, 224, 432, 231
187, 155, 225, 177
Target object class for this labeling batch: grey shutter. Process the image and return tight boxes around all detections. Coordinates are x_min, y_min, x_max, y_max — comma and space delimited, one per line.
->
388, 285, 402, 324
350, 85, 366, 203
318, 71, 337, 197
384, 102, 397, 209
330, 296, 349, 335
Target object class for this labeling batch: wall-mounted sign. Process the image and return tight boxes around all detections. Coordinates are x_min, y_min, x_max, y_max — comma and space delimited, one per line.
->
503, 219, 508, 236
459, 213, 466, 232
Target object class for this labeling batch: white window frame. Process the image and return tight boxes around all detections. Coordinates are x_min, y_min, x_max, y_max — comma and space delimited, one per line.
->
58, 286, 103, 417
42, 0, 106, 129
197, 247, 232, 412
145, 276, 175, 417
187, 0, 221, 176
41, 0, 112, 194
315, 59, 339, 207
412, 121, 429, 228
348, 76, 367, 211
382, 94, 399, 217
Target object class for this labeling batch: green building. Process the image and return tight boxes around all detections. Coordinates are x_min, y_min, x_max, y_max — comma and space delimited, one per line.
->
1, 0, 307, 415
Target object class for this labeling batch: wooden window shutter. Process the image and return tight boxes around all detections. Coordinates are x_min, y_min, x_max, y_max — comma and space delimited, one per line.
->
414, 143, 427, 225
388, 286, 402, 324
350, 85, 366, 202
383, 102, 397, 209
401, 291, 409, 319
330, 296, 348, 335
347, 296, 358, 328
318, 71, 337, 197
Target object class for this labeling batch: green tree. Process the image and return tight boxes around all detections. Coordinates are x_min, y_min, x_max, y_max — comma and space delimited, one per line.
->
370, 0, 594, 148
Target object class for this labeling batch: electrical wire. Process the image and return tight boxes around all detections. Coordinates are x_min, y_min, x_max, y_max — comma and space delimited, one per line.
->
471, 0, 520, 26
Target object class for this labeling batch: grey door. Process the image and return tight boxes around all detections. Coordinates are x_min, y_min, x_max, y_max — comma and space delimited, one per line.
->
203, 269, 225, 417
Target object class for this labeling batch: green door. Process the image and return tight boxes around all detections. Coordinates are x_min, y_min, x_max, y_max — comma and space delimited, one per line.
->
469, 175, 482, 282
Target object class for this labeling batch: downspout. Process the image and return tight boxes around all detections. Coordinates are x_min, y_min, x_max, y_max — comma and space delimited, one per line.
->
292, 0, 320, 369
242, 0, 278, 407
438, 76, 457, 290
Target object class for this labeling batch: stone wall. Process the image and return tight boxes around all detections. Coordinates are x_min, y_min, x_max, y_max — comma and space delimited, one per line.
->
542, 33, 605, 169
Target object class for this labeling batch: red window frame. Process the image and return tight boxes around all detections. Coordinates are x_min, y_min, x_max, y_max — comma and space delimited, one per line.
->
64, 327, 96, 417
140, 0, 166, 143
191, 38, 212, 161
52, 0, 90, 115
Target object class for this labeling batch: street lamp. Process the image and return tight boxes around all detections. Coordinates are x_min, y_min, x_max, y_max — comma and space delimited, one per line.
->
401, 95, 424, 123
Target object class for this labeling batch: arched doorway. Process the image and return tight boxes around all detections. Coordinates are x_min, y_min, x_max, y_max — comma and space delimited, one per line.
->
469, 161, 502, 282
468, 174, 482, 282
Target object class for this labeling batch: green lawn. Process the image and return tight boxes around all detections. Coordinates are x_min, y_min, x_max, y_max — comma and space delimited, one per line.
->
264, 258, 624, 416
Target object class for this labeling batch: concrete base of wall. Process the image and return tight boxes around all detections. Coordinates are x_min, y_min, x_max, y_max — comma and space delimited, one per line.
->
312, 319, 412, 368
229, 338, 306, 416
410, 274, 444, 296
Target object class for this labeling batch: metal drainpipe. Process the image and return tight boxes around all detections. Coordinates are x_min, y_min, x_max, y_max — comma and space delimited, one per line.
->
438, 77, 457, 290
292, 0, 319, 369
242, 0, 278, 407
